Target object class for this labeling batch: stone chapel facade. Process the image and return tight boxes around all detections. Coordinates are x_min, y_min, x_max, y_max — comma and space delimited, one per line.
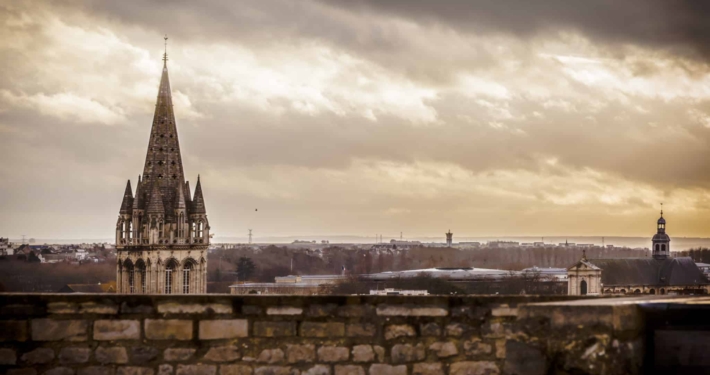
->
115, 48, 210, 294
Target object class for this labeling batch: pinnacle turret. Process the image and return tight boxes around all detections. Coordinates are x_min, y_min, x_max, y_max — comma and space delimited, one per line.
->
119, 180, 133, 214
192, 175, 207, 214
176, 179, 186, 211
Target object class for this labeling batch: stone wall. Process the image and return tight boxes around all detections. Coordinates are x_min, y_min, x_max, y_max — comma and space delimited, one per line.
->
0, 294, 644, 375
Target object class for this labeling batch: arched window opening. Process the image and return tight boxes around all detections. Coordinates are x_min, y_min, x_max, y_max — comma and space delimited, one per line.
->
165, 260, 178, 294
183, 263, 193, 294
136, 260, 146, 294
649, 289, 656, 295
655, 244, 660, 252
660, 288, 666, 295
661, 244, 666, 252
125, 260, 135, 294
634, 289, 641, 294
580, 280, 588, 295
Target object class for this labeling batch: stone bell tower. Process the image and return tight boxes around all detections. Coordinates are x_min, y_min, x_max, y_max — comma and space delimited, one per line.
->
114, 37, 210, 294
652, 207, 670, 260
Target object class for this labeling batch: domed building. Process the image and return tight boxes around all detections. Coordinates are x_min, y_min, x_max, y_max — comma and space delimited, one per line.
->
567, 211, 709, 296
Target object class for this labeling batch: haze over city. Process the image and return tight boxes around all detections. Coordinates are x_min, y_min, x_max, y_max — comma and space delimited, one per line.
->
4, 0, 710, 240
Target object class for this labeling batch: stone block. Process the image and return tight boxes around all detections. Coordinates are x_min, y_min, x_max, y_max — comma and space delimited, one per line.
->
464, 339, 492, 357
131, 347, 159, 364
420, 323, 441, 337
79, 366, 116, 375
374, 346, 385, 363
368, 364, 406, 375
58, 347, 91, 364
352, 345, 375, 363
445, 323, 472, 337
307, 304, 338, 317
334, 365, 365, 375
257, 349, 285, 364
495, 340, 505, 359
449, 362, 499, 375
94, 320, 140, 340
266, 306, 303, 316
318, 346, 349, 362
176, 365, 217, 375
95, 346, 129, 364
48, 302, 79, 314
44, 368, 73, 375
164, 348, 196, 361
346, 323, 376, 337
117, 367, 156, 375
376, 305, 447, 317
384, 324, 416, 340
31, 319, 87, 341
253, 322, 295, 337
390, 344, 425, 364
303, 365, 331, 375
80, 301, 119, 314
412, 363, 444, 375
254, 367, 292, 375
286, 344, 315, 363
204, 345, 241, 362
121, 302, 154, 314
300, 322, 345, 337
1, 304, 43, 316
504, 341, 546, 375
200, 320, 248, 339
337, 305, 374, 317
482, 321, 511, 339
21, 347, 55, 364
145, 319, 193, 340
0, 348, 16, 365
429, 341, 458, 358
158, 302, 232, 315
7, 369, 38, 375
490, 305, 517, 317
0, 320, 28, 341
241, 306, 263, 315
220, 365, 253, 375
158, 365, 173, 375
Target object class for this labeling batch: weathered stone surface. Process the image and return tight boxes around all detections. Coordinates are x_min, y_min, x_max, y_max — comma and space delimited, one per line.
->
346, 323, 376, 337
412, 363, 444, 375
377, 305, 447, 317
337, 305, 374, 317
254, 367, 291, 375
80, 301, 119, 314
420, 323, 441, 337
121, 302, 154, 314
118, 367, 156, 375
374, 346, 385, 363
176, 365, 217, 375
286, 344, 315, 363
131, 347, 160, 364
164, 348, 196, 362
254, 322, 296, 337
446, 323, 471, 337
44, 368, 74, 375
334, 365, 365, 375
158, 303, 232, 315
318, 346, 349, 362
257, 349, 285, 364
204, 346, 241, 362
31, 319, 87, 341
368, 364, 406, 375
220, 365, 253, 375
429, 341, 458, 358
490, 305, 517, 317
482, 321, 511, 339
241, 306, 262, 315
266, 306, 303, 316
464, 339, 492, 357
1, 304, 43, 316
300, 322, 345, 337
390, 344, 425, 364
451, 307, 490, 321
48, 302, 79, 314
7, 368, 38, 375
450, 362, 499, 375
21, 347, 54, 364
0, 320, 28, 341
307, 304, 337, 317
200, 320, 248, 340
95, 346, 129, 364
145, 319, 193, 340
94, 320, 140, 340
59, 347, 91, 364
0, 348, 17, 365
303, 365, 330, 375
504, 341, 546, 375
384, 325, 416, 340
158, 365, 173, 375
79, 366, 115, 375
352, 345, 375, 363
495, 340, 505, 359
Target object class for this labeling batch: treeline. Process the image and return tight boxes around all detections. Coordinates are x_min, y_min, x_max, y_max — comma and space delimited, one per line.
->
0, 258, 115, 292
676, 248, 710, 263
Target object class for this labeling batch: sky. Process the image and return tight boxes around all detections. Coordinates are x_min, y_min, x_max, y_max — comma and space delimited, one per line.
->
3, 0, 710, 240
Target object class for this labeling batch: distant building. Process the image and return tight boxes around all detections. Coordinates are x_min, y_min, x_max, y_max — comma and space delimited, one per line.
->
58, 282, 116, 293
446, 230, 453, 247
0, 238, 9, 256
369, 288, 428, 296
568, 211, 709, 295
488, 241, 519, 248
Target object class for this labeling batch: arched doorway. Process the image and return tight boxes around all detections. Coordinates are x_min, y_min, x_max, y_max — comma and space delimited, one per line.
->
580, 280, 588, 295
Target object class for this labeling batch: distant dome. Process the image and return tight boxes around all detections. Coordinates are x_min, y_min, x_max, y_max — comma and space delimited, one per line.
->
658, 216, 666, 225
653, 233, 670, 242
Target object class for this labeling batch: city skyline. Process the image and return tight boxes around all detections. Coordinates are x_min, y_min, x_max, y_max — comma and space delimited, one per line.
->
4, 1, 710, 239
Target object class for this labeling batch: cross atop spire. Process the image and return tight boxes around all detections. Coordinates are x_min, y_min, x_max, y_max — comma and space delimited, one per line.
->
660, 202, 663, 217
163, 35, 168, 67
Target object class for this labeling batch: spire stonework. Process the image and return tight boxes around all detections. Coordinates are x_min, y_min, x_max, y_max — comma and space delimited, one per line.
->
115, 42, 209, 294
